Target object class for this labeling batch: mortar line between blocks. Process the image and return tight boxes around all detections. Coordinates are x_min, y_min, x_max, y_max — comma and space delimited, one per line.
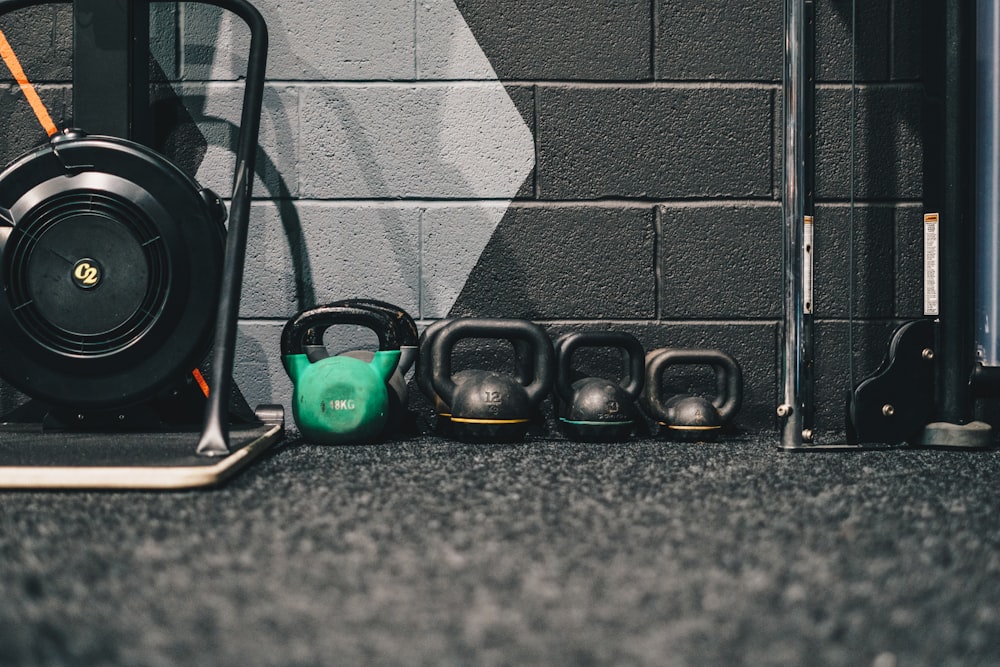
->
418, 207, 424, 320
241, 199, 916, 209
177, 3, 186, 80
412, 0, 418, 80
650, 0, 657, 81
533, 85, 541, 199
151, 79, 924, 91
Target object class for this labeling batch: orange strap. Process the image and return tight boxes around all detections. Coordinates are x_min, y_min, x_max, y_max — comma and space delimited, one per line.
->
192, 368, 210, 398
0, 27, 57, 137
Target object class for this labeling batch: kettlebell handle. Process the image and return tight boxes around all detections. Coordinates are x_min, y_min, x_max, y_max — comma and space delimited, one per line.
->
416, 319, 452, 402
644, 348, 742, 423
308, 299, 418, 371
281, 304, 401, 359
330, 299, 418, 346
554, 331, 644, 402
418, 318, 537, 402
429, 318, 554, 408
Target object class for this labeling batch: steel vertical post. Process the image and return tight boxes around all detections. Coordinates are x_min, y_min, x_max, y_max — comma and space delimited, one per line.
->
781, 0, 810, 448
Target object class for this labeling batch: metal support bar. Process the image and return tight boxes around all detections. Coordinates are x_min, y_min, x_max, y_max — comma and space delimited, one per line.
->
937, 0, 976, 424
780, 0, 811, 448
976, 0, 1000, 367
73, 0, 150, 144
195, 0, 267, 456
918, 0, 991, 448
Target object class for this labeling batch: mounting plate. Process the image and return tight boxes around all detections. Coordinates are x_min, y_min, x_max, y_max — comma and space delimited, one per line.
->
0, 413, 282, 490
850, 319, 935, 445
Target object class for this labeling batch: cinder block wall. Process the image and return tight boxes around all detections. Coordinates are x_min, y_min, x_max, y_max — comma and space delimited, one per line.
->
0, 1, 927, 439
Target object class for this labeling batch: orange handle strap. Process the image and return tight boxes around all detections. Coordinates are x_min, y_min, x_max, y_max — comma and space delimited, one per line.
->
192, 368, 210, 398
0, 26, 58, 137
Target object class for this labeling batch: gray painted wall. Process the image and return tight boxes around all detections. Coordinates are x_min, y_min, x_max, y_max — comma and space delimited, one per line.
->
0, 1, 931, 439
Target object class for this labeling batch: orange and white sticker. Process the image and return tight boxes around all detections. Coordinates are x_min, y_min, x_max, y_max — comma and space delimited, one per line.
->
924, 213, 939, 316
803, 215, 814, 315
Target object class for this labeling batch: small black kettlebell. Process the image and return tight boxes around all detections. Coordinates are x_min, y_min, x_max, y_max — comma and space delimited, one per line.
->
554, 331, 645, 442
304, 299, 418, 434
428, 318, 554, 443
417, 318, 537, 435
642, 348, 742, 441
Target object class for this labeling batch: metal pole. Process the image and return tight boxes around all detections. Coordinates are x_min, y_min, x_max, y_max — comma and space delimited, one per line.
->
73, 0, 150, 144
196, 0, 268, 455
976, 0, 1000, 367
938, 0, 975, 424
780, 0, 809, 448
921, 0, 991, 447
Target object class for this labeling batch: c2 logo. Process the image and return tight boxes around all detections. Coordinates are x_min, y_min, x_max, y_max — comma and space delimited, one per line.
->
72, 259, 101, 289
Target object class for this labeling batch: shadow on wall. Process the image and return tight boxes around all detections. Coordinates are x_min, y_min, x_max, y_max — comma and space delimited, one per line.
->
150, 61, 317, 312
151, 2, 535, 410
234, 325, 278, 412
160, 2, 532, 319
152, 91, 317, 308
446, 209, 536, 318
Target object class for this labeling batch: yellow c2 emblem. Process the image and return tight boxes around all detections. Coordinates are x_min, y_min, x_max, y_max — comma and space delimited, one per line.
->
72, 259, 101, 289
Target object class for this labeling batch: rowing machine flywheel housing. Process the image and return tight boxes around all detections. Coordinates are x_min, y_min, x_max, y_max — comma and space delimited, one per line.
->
0, 128, 225, 412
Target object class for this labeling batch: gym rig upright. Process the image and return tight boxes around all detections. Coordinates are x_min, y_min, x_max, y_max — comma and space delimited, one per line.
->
781, 0, 1000, 449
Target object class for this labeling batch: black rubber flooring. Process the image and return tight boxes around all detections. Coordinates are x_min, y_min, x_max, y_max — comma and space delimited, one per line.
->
2, 434, 1000, 665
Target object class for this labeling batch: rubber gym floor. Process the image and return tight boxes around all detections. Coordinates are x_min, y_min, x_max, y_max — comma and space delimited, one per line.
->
2, 432, 999, 666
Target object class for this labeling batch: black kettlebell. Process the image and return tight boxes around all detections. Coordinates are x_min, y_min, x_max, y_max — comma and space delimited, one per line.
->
281, 304, 400, 444
554, 331, 645, 442
417, 318, 537, 435
428, 318, 554, 443
416, 319, 455, 431
304, 299, 418, 434
642, 348, 742, 441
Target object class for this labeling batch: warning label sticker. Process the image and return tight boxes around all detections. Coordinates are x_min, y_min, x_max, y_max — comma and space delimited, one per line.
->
803, 216, 814, 315
924, 213, 939, 316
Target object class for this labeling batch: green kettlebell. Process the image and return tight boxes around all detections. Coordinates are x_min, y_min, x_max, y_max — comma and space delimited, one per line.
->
304, 299, 419, 434
281, 304, 401, 444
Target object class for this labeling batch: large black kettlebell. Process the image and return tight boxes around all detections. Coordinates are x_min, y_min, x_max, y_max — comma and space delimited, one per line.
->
305, 299, 418, 434
417, 318, 537, 435
554, 331, 645, 442
281, 304, 400, 444
642, 348, 742, 441
428, 318, 554, 443
416, 318, 455, 433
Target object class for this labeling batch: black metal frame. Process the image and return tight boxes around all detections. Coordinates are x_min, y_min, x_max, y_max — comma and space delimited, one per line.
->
0, 0, 270, 455
72, 0, 150, 143
784, 0, 995, 449
935, 0, 977, 427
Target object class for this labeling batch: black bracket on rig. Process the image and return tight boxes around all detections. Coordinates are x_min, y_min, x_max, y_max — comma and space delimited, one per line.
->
849, 319, 935, 444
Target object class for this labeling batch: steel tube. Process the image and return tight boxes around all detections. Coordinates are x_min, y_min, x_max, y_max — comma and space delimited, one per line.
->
977, 0, 1000, 367
196, 0, 268, 455
781, 0, 808, 448
937, 0, 975, 423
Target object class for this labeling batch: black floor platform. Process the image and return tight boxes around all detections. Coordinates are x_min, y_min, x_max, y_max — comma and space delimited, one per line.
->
0, 422, 282, 489
2, 434, 999, 665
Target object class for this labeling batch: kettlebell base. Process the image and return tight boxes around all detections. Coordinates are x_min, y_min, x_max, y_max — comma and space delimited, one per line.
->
662, 423, 722, 442
560, 418, 635, 443
450, 418, 530, 443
